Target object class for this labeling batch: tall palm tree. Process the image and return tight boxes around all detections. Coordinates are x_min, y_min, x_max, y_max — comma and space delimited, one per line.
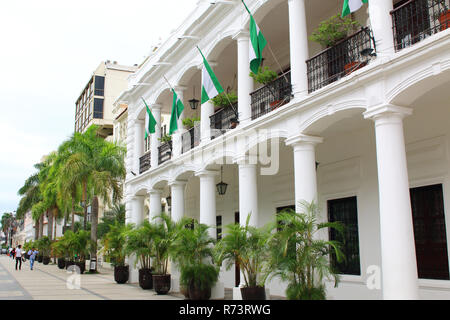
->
59, 125, 126, 271
1, 212, 14, 245
17, 162, 45, 239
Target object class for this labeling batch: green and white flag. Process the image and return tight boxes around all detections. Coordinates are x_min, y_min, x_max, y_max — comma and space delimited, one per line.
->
142, 98, 156, 140
242, 0, 267, 74
342, 0, 368, 17
197, 47, 224, 104
169, 89, 185, 135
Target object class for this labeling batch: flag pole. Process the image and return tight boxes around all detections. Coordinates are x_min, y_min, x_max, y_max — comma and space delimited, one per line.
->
163, 75, 174, 91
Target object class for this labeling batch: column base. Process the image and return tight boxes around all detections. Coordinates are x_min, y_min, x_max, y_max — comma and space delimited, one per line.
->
211, 281, 225, 300
171, 277, 180, 293
128, 267, 139, 284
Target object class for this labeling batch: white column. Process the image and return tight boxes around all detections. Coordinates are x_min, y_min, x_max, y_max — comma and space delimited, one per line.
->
150, 104, 162, 168
234, 30, 254, 126
368, 0, 395, 57
286, 134, 323, 211
237, 159, 259, 227
196, 170, 218, 238
149, 189, 162, 222
288, 0, 309, 97
170, 181, 186, 223
169, 180, 187, 293
133, 120, 144, 174
195, 169, 224, 299
200, 62, 217, 145
129, 195, 145, 283
364, 105, 418, 300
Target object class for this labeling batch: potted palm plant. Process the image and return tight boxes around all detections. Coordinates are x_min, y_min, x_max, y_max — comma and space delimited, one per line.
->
39, 236, 52, 265
215, 214, 272, 300
171, 221, 219, 300
150, 213, 184, 295
125, 221, 155, 290
51, 237, 68, 269
68, 230, 91, 274
101, 222, 132, 284
269, 201, 344, 300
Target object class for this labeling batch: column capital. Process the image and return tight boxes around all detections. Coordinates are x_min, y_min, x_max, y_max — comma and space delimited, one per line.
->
233, 155, 258, 166
131, 195, 145, 201
168, 179, 188, 187
173, 85, 188, 93
195, 169, 219, 178
285, 134, 323, 148
197, 61, 217, 70
149, 188, 163, 196
363, 104, 413, 121
150, 103, 163, 110
232, 29, 250, 41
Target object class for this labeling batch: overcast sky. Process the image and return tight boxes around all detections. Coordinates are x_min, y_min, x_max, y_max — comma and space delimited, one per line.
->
0, 0, 198, 218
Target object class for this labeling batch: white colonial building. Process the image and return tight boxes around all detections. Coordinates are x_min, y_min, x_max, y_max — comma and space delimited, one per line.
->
117, 0, 450, 300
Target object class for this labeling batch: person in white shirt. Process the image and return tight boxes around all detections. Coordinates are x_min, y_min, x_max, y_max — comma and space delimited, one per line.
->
15, 245, 24, 271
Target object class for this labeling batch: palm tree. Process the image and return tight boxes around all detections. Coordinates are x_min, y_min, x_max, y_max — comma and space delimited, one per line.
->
269, 200, 345, 300
1, 213, 15, 245
59, 125, 126, 272
17, 162, 45, 239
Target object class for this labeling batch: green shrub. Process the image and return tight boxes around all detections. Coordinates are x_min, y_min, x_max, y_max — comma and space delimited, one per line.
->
309, 14, 360, 47
211, 92, 237, 108
250, 66, 278, 85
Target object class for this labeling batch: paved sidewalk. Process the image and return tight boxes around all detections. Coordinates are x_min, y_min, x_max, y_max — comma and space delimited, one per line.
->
0, 255, 182, 300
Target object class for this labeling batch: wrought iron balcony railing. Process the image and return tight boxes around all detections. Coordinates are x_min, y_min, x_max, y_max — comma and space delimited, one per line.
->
210, 103, 239, 139
181, 124, 200, 153
139, 152, 151, 174
391, 0, 449, 52
250, 71, 292, 121
306, 27, 376, 93
158, 141, 172, 165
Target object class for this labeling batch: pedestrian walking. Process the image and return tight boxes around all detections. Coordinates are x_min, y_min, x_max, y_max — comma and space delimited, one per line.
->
11, 247, 15, 260
29, 248, 37, 271
15, 245, 24, 270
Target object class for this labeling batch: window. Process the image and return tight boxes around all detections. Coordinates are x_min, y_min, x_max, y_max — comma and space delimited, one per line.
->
94, 76, 105, 96
216, 216, 222, 241
93, 98, 104, 119
328, 196, 361, 276
410, 184, 449, 280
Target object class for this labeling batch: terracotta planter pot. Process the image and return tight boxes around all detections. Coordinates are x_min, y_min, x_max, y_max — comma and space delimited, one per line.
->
440, 11, 450, 31
240, 286, 266, 300
153, 274, 171, 295
188, 282, 211, 300
42, 256, 51, 265
114, 265, 129, 284
57, 258, 66, 269
138, 269, 153, 290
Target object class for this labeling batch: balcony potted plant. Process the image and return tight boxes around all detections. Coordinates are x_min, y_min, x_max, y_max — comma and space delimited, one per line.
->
250, 66, 281, 108
310, 14, 361, 76
150, 213, 186, 295
215, 214, 272, 300
433, 0, 449, 30
269, 201, 345, 300
158, 134, 172, 149
212, 91, 239, 128
171, 221, 219, 300
100, 222, 133, 283
124, 221, 155, 290
182, 116, 201, 130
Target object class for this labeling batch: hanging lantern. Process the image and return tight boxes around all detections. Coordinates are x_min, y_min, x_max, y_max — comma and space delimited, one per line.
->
216, 166, 228, 196
166, 196, 172, 207
189, 86, 199, 110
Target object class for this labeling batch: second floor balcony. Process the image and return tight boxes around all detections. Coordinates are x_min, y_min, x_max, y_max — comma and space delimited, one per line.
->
182, 124, 200, 153
210, 103, 239, 139
251, 71, 292, 121
139, 152, 151, 174
158, 141, 172, 165
306, 27, 376, 93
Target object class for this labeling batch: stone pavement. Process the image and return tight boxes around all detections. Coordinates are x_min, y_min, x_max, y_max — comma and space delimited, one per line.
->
0, 255, 182, 300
